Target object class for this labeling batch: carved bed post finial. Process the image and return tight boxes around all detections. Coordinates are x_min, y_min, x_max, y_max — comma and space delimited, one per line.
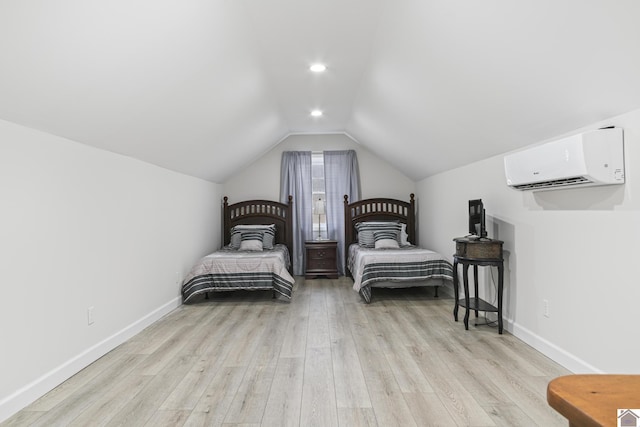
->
288, 195, 293, 204
410, 193, 415, 202
344, 194, 349, 205
223, 196, 228, 205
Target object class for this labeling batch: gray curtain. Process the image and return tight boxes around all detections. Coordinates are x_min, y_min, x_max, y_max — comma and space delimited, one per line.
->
324, 150, 360, 275
280, 151, 312, 275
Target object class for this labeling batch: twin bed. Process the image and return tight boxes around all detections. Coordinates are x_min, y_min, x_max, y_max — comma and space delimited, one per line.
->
181, 197, 295, 303
181, 194, 453, 304
344, 194, 454, 303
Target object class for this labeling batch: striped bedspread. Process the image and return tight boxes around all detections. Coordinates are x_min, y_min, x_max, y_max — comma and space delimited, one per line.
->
348, 244, 453, 303
182, 244, 295, 303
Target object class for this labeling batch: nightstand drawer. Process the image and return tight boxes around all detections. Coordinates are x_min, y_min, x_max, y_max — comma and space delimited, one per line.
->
308, 249, 335, 260
307, 259, 334, 270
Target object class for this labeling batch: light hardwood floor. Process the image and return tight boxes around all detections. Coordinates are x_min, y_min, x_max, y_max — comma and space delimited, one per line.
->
3, 278, 570, 426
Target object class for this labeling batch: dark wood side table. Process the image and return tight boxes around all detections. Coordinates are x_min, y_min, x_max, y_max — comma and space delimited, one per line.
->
453, 237, 505, 334
305, 240, 339, 279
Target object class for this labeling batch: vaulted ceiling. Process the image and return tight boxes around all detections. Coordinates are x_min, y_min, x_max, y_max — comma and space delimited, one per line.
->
2, 1, 640, 182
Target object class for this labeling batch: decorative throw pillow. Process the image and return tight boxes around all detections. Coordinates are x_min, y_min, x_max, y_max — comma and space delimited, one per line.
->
229, 224, 276, 249
239, 231, 264, 251
355, 221, 401, 248
373, 230, 400, 249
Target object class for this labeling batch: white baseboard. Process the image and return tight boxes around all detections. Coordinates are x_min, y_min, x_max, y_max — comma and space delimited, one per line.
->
441, 285, 600, 374
0, 297, 181, 423
507, 318, 602, 374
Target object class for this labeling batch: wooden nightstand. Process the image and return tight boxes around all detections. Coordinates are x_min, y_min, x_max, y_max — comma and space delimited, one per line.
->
305, 240, 339, 279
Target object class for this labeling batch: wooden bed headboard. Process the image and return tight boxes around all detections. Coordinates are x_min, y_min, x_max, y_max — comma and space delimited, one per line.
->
343, 193, 416, 253
223, 196, 293, 252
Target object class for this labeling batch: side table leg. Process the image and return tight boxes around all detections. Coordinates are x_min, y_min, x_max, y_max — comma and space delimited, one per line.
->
473, 264, 479, 318
498, 262, 504, 334
453, 259, 459, 321
463, 264, 470, 330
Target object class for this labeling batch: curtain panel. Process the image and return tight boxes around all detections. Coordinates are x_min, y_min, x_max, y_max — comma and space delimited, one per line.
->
324, 150, 360, 275
280, 151, 312, 275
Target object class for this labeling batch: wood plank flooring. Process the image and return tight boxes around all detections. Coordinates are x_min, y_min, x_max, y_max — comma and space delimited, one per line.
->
3, 278, 570, 426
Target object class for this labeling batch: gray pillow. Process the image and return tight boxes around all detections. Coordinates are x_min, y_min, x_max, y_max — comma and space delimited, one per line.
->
355, 221, 401, 248
229, 224, 276, 249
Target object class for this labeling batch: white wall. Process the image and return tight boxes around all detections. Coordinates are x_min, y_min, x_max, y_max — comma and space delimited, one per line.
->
222, 133, 415, 202
0, 120, 222, 421
416, 108, 640, 374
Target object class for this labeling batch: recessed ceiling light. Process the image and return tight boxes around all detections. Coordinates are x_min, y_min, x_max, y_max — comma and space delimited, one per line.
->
311, 109, 323, 117
310, 63, 327, 73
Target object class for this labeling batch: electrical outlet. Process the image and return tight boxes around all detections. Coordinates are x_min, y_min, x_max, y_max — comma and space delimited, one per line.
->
87, 306, 95, 325
543, 299, 550, 318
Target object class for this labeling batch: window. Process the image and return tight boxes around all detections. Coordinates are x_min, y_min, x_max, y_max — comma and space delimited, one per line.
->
312, 152, 328, 240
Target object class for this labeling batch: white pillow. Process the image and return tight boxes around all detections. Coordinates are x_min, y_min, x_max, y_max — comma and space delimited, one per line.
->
400, 223, 410, 246
239, 239, 263, 251
375, 238, 400, 249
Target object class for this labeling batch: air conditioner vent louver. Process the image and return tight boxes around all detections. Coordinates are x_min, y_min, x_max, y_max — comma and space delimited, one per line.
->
512, 176, 591, 190
504, 128, 624, 191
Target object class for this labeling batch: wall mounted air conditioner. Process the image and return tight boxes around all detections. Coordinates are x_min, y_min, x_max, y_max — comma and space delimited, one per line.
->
504, 127, 625, 191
